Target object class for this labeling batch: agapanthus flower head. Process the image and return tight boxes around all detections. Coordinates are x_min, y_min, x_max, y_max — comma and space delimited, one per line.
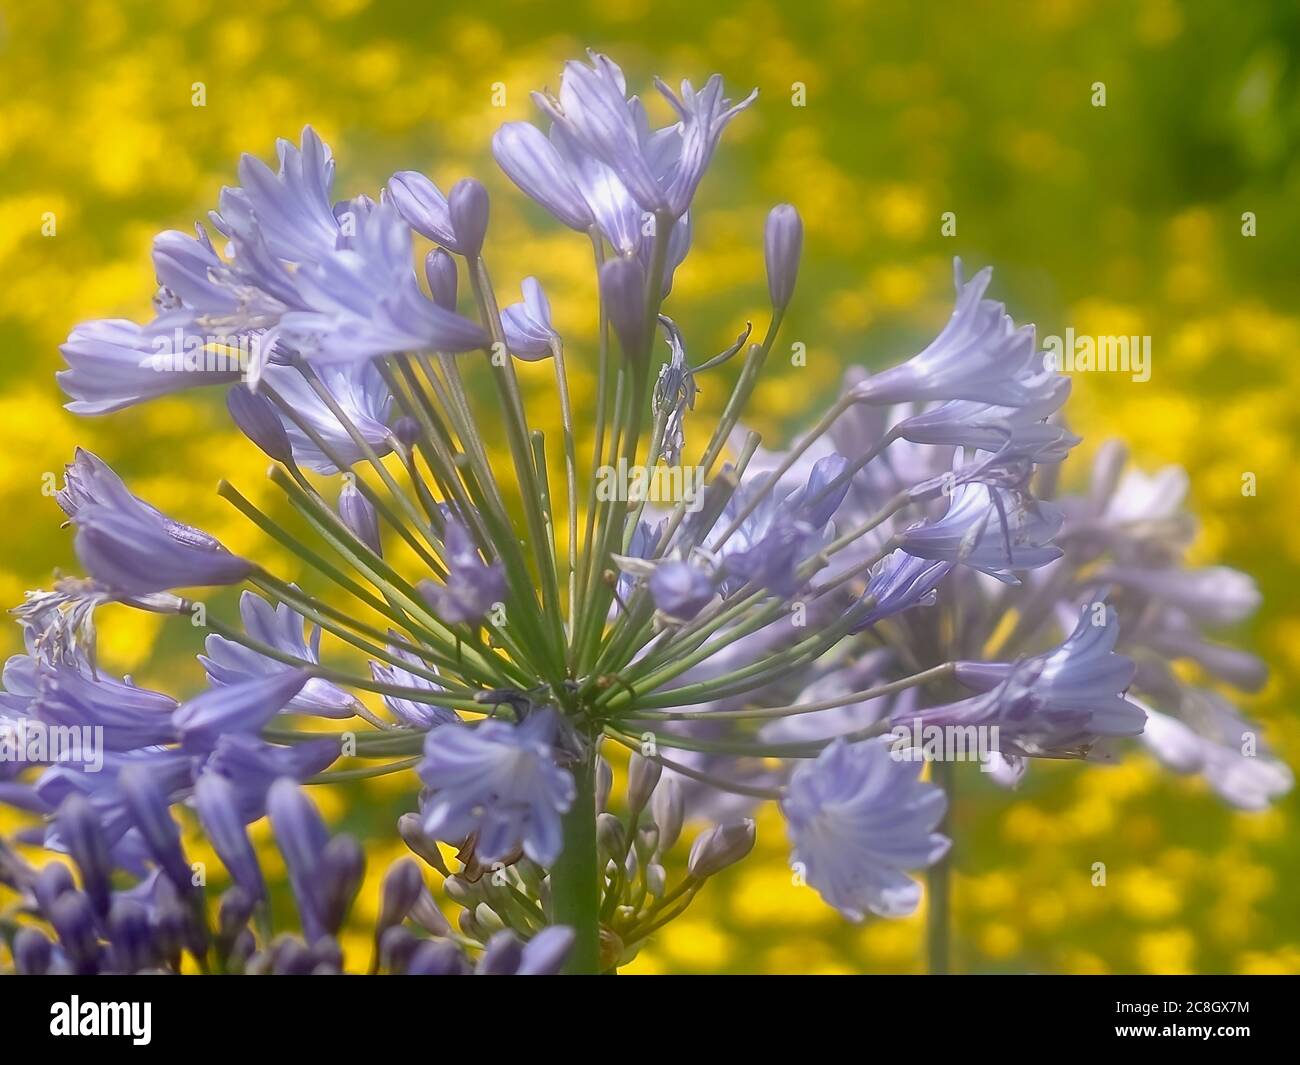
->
4, 49, 1282, 979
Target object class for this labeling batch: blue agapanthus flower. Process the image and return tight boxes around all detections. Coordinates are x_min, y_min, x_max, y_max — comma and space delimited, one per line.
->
418, 709, 576, 867
782, 737, 950, 920
0, 49, 1283, 979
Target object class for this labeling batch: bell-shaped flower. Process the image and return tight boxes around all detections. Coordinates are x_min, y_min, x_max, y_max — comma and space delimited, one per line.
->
893, 370, 1076, 463
953, 604, 1144, 741
417, 708, 576, 866
173, 671, 310, 754
218, 126, 340, 263
1096, 564, 1261, 627
200, 591, 361, 719
781, 736, 949, 920
419, 517, 506, 625
59, 318, 245, 416
369, 639, 459, 729
850, 549, 952, 631
260, 362, 394, 473
899, 481, 1063, 585
851, 262, 1044, 407
501, 277, 560, 360
710, 453, 851, 598
58, 450, 253, 596
901, 609, 1144, 760
34, 656, 178, 753
279, 202, 489, 362
1138, 692, 1292, 811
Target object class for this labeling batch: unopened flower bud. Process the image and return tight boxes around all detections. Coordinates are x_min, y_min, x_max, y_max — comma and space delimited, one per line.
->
227, 385, 293, 464
379, 925, 419, 973
311, 935, 344, 973
764, 203, 803, 310
228, 929, 257, 972
687, 818, 756, 878
378, 859, 425, 936
217, 886, 255, 952
120, 763, 191, 890
49, 890, 98, 972
457, 908, 483, 940
595, 756, 614, 812
425, 248, 459, 310
651, 777, 684, 852
477, 930, 524, 974
108, 898, 156, 974
407, 938, 470, 975
596, 812, 625, 861
154, 873, 209, 960
271, 935, 314, 975
338, 479, 382, 556
33, 862, 75, 915
391, 415, 421, 451
600, 256, 647, 357
13, 928, 53, 975
318, 834, 366, 935
449, 178, 490, 259
627, 751, 662, 814
410, 888, 454, 937
442, 874, 480, 907
634, 824, 659, 863
474, 901, 506, 935
57, 794, 112, 917
517, 925, 575, 975
398, 812, 450, 875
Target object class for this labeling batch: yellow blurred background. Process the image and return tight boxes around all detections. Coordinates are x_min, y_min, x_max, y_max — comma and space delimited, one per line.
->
1, 0, 1297, 973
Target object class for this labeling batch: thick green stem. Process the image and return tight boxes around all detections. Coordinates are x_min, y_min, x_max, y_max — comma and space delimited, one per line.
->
551, 746, 602, 974
927, 759, 954, 975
